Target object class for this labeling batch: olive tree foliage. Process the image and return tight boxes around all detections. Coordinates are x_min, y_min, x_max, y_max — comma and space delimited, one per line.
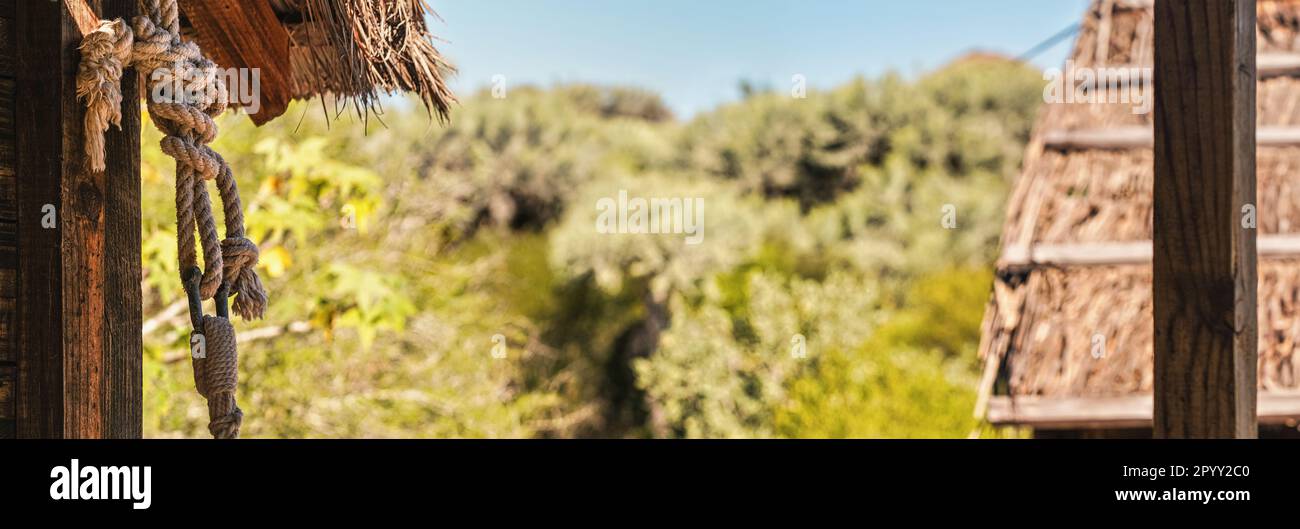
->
681, 57, 1041, 209
141, 57, 1043, 438
408, 86, 677, 248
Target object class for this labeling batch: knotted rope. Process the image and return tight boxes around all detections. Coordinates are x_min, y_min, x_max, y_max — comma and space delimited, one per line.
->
77, 0, 267, 439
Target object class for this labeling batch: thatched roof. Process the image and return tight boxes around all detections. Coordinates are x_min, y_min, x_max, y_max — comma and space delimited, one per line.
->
978, 0, 1300, 428
178, 0, 455, 124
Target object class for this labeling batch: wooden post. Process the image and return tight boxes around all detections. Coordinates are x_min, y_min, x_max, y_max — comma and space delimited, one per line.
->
1152, 0, 1257, 438
12, 0, 141, 438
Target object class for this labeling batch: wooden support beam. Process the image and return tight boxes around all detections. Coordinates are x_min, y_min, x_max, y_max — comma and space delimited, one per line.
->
987, 393, 1300, 429
14, 0, 141, 438
179, 0, 293, 125
1043, 126, 1300, 150
1152, 0, 1257, 439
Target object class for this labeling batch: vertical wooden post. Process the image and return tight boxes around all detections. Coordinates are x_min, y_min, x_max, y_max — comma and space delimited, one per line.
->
14, 0, 141, 438
1153, 0, 1257, 438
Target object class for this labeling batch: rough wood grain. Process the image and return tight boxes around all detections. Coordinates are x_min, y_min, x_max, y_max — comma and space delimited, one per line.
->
16, 0, 67, 440
1152, 0, 1258, 439
101, 0, 142, 439
0, 363, 13, 438
15, 0, 140, 439
180, 0, 292, 124
0, 17, 12, 76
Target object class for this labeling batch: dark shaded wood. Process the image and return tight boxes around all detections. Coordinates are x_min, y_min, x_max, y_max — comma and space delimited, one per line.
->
0, 76, 13, 140
0, 363, 13, 438
15, 0, 66, 440
15, 0, 140, 438
101, 0, 142, 439
180, 0, 293, 124
0, 17, 12, 77
1152, 0, 1258, 439
0, 0, 13, 372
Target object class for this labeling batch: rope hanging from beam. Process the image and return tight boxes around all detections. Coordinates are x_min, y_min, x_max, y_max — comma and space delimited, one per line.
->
76, 0, 268, 439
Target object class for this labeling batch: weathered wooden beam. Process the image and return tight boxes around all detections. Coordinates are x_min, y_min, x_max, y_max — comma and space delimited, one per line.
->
63, 0, 99, 36
0, 0, 14, 439
999, 235, 1300, 267
14, 0, 141, 438
1152, 0, 1257, 439
987, 393, 1300, 429
180, 0, 293, 125
1043, 126, 1300, 150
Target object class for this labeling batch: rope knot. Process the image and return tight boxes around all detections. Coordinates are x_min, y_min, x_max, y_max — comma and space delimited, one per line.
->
77, 19, 134, 172
221, 237, 268, 320
208, 406, 243, 440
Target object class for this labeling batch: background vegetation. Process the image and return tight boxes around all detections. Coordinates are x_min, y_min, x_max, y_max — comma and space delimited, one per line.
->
141, 55, 1042, 438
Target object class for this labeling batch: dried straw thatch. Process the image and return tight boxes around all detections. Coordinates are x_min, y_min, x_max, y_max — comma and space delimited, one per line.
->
979, 0, 1300, 424
181, 0, 456, 122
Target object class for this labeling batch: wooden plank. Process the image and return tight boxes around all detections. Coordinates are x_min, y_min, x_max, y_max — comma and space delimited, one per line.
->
180, 0, 293, 124
987, 393, 1300, 429
999, 235, 1300, 267
102, 0, 142, 439
15, 0, 66, 440
0, 296, 14, 363
0, 363, 13, 438
0, 17, 12, 76
0, 76, 13, 139
1067, 53, 1300, 92
1117, 0, 1153, 9
15, 0, 140, 438
1152, 0, 1258, 439
63, 0, 98, 36
1043, 126, 1300, 150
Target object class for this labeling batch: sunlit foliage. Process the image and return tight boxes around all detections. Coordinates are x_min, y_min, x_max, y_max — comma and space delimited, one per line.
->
142, 58, 1041, 438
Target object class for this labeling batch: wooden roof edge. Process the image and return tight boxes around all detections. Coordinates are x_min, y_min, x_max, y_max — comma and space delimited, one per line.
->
987, 393, 1300, 429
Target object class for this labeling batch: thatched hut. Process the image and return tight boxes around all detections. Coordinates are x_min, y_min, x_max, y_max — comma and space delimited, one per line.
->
977, 0, 1300, 438
0, 0, 455, 438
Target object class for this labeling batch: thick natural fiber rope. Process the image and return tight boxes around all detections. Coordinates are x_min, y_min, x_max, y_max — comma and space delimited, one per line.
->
194, 315, 242, 439
78, 0, 268, 438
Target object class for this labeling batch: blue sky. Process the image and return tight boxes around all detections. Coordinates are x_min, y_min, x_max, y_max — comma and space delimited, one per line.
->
432, 0, 1090, 117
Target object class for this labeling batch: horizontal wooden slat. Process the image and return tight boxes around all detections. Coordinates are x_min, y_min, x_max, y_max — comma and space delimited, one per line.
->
1001, 235, 1300, 267
1044, 126, 1300, 150
1068, 53, 1300, 89
988, 393, 1300, 429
